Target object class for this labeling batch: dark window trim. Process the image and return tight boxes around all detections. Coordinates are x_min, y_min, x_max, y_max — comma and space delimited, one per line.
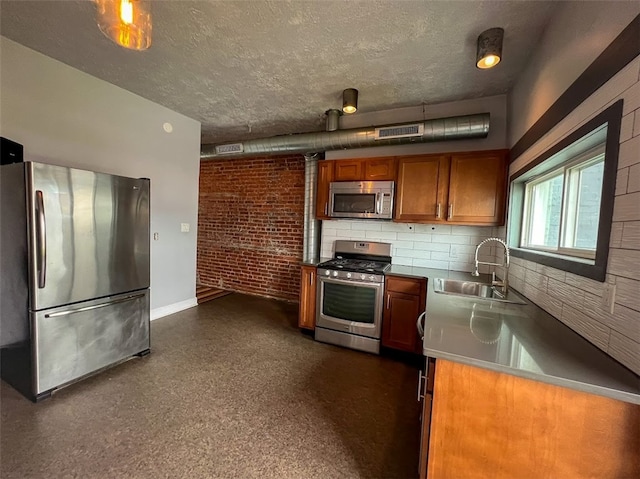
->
510, 14, 640, 162
509, 100, 623, 282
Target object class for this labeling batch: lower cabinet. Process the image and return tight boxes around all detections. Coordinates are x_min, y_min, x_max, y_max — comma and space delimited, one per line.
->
418, 358, 640, 479
298, 265, 316, 330
382, 275, 426, 353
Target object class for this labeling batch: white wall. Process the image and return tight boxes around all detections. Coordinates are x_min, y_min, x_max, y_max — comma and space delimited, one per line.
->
0, 37, 201, 319
507, 11, 640, 374
327, 95, 507, 159
509, 1, 640, 147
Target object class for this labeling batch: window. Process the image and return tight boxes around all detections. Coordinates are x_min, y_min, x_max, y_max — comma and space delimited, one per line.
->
521, 145, 605, 260
507, 100, 623, 282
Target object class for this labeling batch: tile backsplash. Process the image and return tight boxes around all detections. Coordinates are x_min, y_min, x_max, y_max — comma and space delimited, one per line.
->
320, 220, 502, 274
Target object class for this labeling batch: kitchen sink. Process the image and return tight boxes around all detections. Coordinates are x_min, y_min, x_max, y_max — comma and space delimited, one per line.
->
433, 278, 526, 305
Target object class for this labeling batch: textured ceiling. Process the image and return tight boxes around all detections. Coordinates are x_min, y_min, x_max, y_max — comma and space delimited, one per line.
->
0, 0, 560, 144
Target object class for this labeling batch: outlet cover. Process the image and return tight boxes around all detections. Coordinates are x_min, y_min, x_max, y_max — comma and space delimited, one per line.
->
601, 283, 616, 314
181, 223, 190, 233
153, 232, 159, 241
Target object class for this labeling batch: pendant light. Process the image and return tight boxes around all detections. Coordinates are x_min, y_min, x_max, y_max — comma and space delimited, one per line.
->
476, 27, 504, 69
342, 88, 358, 114
96, 0, 152, 51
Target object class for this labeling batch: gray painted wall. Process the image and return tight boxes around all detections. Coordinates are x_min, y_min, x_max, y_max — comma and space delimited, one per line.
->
508, 1, 640, 147
0, 36, 201, 318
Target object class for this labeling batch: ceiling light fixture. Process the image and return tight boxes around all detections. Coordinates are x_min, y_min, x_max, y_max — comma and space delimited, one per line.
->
96, 0, 152, 51
342, 88, 358, 114
476, 27, 504, 69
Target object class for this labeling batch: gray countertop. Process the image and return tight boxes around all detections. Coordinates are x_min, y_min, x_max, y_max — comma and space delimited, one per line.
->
387, 266, 640, 405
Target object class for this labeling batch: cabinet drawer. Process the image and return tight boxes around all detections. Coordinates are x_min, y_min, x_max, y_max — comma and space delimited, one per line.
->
386, 275, 425, 295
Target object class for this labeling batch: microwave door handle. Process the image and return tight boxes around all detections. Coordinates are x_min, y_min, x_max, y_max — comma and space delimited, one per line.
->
375, 192, 381, 214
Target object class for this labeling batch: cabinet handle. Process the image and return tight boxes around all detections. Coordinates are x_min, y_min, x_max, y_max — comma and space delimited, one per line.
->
386, 294, 390, 310
324, 202, 328, 215
448, 203, 453, 220
309, 273, 313, 286
436, 203, 441, 219
416, 311, 426, 339
417, 370, 427, 401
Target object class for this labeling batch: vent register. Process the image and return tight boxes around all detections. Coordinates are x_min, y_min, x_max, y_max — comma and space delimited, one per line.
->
375, 123, 424, 139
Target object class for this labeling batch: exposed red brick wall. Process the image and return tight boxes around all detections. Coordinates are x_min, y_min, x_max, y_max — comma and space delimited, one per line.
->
197, 154, 305, 301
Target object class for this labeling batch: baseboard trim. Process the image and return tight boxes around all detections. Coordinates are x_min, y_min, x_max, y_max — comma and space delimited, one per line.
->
151, 297, 197, 321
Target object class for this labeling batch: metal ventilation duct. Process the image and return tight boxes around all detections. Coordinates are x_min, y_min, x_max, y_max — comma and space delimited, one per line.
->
302, 153, 321, 263
201, 113, 490, 160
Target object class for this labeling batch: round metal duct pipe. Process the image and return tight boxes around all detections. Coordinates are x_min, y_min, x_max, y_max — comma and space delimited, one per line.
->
201, 113, 490, 160
303, 153, 321, 263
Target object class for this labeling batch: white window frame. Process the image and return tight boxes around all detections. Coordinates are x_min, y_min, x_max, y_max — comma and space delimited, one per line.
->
520, 144, 605, 260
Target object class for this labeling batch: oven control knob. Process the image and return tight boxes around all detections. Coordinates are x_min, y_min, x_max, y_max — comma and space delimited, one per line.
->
369, 275, 376, 281
325, 270, 330, 276
332, 271, 339, 277
360, 274, 366, 280
346, 273, 352, 279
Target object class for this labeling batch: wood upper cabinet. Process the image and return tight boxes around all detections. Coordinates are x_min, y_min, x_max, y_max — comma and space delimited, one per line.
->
395, 155, 449, 222
447, 150, 508, 225
333, 159, 363, 181
382, 275, 426, 353
298, 265, 317, 330
395, 150, 508, 225
315, 161, 334, 220
363, 157, 396, 180
329, 157, 396, 182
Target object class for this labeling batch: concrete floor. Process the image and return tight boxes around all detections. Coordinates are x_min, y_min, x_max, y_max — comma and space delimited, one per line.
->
0, 294, 421, 478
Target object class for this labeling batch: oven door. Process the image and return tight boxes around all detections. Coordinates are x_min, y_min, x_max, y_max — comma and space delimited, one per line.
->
316, 276, 383, 338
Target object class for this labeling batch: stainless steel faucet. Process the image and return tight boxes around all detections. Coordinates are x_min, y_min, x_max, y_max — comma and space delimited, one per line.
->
471, 237, 510, 295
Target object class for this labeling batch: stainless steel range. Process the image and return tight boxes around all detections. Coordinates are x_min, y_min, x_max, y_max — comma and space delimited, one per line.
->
315, 241, 392, 354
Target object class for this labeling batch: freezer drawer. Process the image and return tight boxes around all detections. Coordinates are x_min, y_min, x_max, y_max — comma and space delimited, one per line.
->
33, 290, 150, 394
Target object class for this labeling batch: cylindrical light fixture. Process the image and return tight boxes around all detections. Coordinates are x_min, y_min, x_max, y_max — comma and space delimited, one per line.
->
476, 27, 504, 69
96, 0, 152, 51
342, 88, 358, 114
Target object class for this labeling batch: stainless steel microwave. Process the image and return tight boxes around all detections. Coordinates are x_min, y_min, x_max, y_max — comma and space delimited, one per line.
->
329, 181, 394, 219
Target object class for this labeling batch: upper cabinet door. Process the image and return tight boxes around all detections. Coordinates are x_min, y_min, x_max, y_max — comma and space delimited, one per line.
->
364, 157, 396, 180
395, 155, 449, 222
447, 150, 508, 225
316, 161, 334, 219
334, 159, 363, 181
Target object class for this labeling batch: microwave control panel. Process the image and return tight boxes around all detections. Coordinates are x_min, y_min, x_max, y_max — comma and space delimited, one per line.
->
380, 193, 392, 215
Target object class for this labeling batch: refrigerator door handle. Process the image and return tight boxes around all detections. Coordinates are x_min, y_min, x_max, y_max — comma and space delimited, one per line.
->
44, 293, 146, 318
35, 190, 47, 289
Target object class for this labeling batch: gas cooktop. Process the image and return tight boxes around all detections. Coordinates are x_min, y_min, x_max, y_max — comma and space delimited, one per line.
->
317, 258, 391, 274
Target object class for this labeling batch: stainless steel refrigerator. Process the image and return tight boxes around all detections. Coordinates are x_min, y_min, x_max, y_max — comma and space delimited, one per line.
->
1, 161, 151, 401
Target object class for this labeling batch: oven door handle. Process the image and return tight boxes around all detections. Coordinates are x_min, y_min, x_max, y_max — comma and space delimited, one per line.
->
319, 276, 384, 288
375, 192, 381, 214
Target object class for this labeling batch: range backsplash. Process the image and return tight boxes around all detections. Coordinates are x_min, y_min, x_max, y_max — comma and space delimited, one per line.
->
320, 220, 502, 274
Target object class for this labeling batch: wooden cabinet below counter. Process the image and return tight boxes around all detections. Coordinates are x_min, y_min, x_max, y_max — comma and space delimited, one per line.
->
418, 358, 640, 479
298, 265, 317, 330
382, 275, 426, 354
